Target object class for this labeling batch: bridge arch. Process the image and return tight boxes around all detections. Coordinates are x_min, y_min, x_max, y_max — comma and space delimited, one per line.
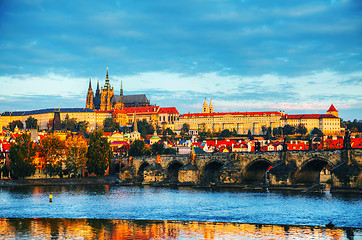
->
165, 161, 184, 183
201, 161, 224, 185
137, 161, 150, 183
243, 158, 273, 184
294, 157, 334, 184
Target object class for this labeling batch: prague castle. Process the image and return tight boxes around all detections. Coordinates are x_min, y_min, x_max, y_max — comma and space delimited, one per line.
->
0, 68, 341, 136
86, 68, 150, 111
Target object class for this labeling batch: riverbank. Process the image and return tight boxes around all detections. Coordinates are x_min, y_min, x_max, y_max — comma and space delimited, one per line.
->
0, 175, 119, 187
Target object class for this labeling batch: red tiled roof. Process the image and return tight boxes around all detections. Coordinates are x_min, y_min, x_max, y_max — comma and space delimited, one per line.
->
159, 107, 179, 114
327, 104, 338, 112
281, 114, 339, 120
181, 111, 282, 118
124, 106, 160, 115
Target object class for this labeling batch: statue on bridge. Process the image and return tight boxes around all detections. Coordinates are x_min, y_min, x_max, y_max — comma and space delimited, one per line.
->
343, 130, 351, 149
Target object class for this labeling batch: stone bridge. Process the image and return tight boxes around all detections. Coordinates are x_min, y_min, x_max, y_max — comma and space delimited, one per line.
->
119, 149, 362, 190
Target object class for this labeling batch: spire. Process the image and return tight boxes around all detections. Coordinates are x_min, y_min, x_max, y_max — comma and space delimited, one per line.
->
88, 78, 92, 90
120, 80, 123, 96
104, 67, 111, 89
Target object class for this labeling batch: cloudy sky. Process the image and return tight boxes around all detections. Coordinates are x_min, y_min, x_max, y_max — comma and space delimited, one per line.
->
1, 0, 361, 120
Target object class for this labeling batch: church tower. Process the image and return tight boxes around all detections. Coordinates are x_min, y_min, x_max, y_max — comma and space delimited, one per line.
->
100, 67, 114, 111
209, 100, 214, 113
86, 79, 94, 109
203, 98, 209, 113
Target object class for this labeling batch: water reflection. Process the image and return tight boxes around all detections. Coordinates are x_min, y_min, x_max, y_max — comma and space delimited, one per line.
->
0, 218, 360, 240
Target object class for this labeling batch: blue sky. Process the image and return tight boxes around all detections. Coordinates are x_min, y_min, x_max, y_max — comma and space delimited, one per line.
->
0, 0, 361, 120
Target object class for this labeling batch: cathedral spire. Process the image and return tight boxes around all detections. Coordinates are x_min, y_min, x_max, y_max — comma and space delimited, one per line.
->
104, 67, 111, 89
88, 78, 92, 90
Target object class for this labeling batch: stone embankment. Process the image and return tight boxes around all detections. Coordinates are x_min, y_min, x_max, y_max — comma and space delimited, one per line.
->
0, 175, 119, 187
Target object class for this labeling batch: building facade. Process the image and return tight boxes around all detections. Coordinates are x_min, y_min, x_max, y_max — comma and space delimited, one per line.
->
281, 105, 341, 135
174, 102, 341, 136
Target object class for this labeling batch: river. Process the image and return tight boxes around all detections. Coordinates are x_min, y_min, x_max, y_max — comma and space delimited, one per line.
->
0, 185, 361, 239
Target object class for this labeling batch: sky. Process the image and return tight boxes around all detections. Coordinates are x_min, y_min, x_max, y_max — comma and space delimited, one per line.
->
0, 0, 361, 120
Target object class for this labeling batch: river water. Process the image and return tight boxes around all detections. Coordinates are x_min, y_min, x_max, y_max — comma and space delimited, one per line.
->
0, 185, 361, 239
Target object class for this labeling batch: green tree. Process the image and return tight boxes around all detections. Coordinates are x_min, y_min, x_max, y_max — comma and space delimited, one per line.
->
9, 133, 36, 179
311, 128, 324, 137
296, 124, 308, 135
39, 134, 65, 178
61, 114, 77, 131
220, 129, 231, 138
273, 127, 283, 136
137, 119, 155, 138
247, 130, 252, 139
151, 141, 165, 155
181, 123, 190, 134
9, 120, 24, 131
76, 121, 89, 137
65, 135, 88, 177
86, 130, 112, 176
25, 116, 38, 130
283, 124, 295, 135
103, 118, 120, 132
128, 140, 150, 156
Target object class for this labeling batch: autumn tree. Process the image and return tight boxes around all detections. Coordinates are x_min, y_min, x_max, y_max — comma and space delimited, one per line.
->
25, 116, 38, 130
86, 130, 112, 176
9, 133, 36, 179
39, 134, 66, 178
65, 135, 88, 177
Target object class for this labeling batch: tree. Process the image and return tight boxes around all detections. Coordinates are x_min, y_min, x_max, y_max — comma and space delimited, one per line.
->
103, 118, 120, 132
220, 129, 231, 138
296, 124, 308, 135
76, 121, 89, 136
61, 115, 77, 131
128, 140, 150, 156
39, 134, 66, 178
9, 120, 24, 131
86, 130, 112, 176
311, 128, 324, 137
181, 123, 190, 134
65, 135, 88, 177
9, 133, 36, 179
247, 130, 252, 139
265, 127, 272, 140
137, 119, 155, 138
273, 127, 283, 136
25, 116, 38, 130
283, 125, 295, 135
151, 141, 164, 155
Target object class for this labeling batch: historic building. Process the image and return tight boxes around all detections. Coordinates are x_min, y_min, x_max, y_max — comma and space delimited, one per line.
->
86, 68, 150, 111
175, 100, 283, 135
0, 108, 97, 131
281, 104, 341, 135
174, 101, 341, 136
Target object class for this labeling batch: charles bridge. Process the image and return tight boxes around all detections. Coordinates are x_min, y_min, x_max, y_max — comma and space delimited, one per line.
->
119, 148, 362, 191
